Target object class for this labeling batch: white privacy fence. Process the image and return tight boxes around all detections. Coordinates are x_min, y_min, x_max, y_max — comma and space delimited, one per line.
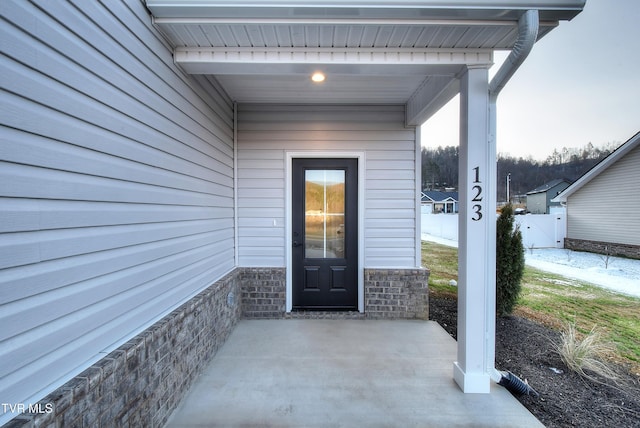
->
421, 211, 566, 249
515, 212, 566, 249
420, 212, 459, 241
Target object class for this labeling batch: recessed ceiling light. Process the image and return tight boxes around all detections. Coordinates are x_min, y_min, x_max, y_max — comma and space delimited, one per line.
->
311, 72, 326, 83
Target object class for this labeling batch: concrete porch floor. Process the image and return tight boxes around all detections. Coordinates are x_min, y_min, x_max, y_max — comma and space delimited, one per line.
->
165, 319, 543, 427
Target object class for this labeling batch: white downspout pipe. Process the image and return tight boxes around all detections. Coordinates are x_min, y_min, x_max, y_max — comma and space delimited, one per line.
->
486, 10, 539, 383
489, 10, 540, 100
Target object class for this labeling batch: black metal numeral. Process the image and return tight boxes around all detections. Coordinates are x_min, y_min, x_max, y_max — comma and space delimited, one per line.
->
472, 167, 483, 221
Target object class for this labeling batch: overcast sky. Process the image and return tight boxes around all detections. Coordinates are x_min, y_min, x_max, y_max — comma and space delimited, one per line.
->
421, 0, 640, 161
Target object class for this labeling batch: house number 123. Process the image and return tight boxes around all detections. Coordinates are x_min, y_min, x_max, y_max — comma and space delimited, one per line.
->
471, 166, 483, 221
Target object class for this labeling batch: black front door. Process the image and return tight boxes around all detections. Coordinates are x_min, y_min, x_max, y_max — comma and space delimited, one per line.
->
292, 158, 358, 310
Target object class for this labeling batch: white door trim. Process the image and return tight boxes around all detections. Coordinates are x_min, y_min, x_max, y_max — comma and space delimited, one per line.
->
285, 151, 365, 312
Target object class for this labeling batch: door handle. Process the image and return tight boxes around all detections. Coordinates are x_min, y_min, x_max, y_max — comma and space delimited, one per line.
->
293, 240, 302, 247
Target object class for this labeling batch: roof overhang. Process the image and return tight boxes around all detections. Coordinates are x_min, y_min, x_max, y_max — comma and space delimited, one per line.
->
145, 1, 584, 125
146, 1, 585, 21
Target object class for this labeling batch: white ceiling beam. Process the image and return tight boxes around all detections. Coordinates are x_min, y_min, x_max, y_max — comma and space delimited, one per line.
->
155, 17, 514, 26
174, 47, 492, 74
406, 75, 460, 126
175, 47, 493, 64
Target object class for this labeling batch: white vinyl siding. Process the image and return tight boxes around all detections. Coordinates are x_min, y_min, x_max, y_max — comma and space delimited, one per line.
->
0, 0, 234, 416
566, 145, 640, 246
237, 104, 419, 268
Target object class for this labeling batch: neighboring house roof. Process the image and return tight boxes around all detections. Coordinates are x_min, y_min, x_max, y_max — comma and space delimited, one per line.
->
553, 131, 640, 202
526, 178, 571, 195
421, 191, 458, 203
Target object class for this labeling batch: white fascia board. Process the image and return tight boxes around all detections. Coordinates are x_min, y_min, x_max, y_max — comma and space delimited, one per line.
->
175, 47, 493, 66
154, 17, 514, 26
147, 0, 582, 5
552, 132, 640, 202
146, 1, 585, 21
174, 47, 492, 75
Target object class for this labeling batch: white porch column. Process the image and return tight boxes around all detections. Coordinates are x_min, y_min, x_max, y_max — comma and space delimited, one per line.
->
453, 65, 496, 393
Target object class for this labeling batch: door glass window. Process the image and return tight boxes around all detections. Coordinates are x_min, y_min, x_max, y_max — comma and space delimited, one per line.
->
305, 170, 345, 259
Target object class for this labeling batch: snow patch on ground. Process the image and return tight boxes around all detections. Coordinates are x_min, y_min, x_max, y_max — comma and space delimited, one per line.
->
421, 233, 640, 298
524, 248, 640, 298
421, 233, 458, 249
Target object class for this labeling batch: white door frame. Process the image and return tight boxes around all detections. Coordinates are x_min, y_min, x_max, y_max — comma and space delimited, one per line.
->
285, 151, 365, 312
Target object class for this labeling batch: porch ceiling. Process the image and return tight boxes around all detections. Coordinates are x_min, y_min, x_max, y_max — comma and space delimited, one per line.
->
145, 1, 584, 125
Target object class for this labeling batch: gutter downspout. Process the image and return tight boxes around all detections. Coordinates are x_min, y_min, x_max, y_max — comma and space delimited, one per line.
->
489, 10, 540, 100
486, 9, 539, 383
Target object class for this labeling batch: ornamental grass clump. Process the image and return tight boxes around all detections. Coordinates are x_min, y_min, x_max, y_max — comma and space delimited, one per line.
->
556, 323, 620, 384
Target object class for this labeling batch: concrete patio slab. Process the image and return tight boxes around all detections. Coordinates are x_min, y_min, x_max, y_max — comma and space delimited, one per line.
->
165, 319, 543, 427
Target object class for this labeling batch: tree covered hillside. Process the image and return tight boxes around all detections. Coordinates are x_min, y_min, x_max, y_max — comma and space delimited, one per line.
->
421, 142, 620, 200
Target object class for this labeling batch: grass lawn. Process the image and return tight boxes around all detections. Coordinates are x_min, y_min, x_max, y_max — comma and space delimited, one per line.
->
422, 241, 640, 374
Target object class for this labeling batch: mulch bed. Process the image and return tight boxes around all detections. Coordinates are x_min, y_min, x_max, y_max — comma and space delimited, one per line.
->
430, 294, 640, 427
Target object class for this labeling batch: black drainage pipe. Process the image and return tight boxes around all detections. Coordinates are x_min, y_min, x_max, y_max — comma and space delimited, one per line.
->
497, 371, 539, 397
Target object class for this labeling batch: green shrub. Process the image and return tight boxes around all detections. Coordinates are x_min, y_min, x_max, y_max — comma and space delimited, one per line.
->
496, 204, 525, 316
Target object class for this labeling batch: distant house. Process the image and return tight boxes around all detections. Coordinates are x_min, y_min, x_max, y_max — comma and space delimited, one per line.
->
421, 191, 459, 214
526, 179, 571, 214
553, 132, 640, 259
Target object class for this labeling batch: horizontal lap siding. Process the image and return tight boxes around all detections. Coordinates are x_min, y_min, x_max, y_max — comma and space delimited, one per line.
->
567, 145, 640, 246
366, 149, 419, 267
237, 104, 418, 268
0, 0, 234, 416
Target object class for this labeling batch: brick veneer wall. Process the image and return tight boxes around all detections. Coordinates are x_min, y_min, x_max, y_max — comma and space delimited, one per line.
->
239, 267, 430, 319
240, 267, 286, 318
5, 270, 241, 428
4, 266, 429, 427
239, 268, 430, 319
565, 238, 640, 260
364, 268, 430, 319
